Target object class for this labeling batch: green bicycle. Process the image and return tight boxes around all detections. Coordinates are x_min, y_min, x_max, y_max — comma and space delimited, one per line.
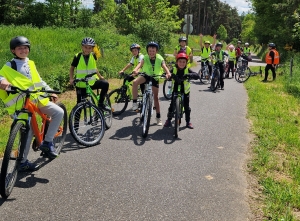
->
108, 73, 143, 116
68, 73, 112, 146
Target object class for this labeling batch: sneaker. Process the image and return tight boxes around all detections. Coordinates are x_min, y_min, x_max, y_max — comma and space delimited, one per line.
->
19, 160, 40, 172
164, 120, 171, 127
132, 102, 138, 111
221, 87, 224, 90
186, 122, 194, 129
98, 103, 111, 111
39, 141, 58, 159
156, 118, 162, 126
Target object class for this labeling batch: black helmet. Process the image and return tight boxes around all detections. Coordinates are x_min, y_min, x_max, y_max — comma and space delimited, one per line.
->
146, 41, 159, 50
81, 37, 96, 46
10, 36, 30, 50
269, 43, 276, 48
216, 42, 223, 47
179, 36, 187, 43
130, 43, 141, 51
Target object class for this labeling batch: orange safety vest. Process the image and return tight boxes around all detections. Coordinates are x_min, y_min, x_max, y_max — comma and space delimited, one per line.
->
265, 49, 279, 64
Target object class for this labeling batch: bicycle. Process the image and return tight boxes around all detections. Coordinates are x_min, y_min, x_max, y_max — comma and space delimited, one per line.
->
198, 59, 211, 85
169, 74, 192, 138
140, 73, 162, 138
235, 55, 253, 83
108, 73, 143, 116
162, 61, 175, 100
68, 73, 111, 147
210, 61, 221, 91
0, 86, 67, 199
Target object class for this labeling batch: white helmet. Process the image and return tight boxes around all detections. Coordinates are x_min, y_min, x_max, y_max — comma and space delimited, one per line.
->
245, 42, 249, 46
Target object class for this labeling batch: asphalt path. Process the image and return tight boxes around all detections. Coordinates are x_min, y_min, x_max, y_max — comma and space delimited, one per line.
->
0, 57, 253, 220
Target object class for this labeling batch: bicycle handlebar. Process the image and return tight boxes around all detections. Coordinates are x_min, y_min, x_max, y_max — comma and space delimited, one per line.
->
73, 72, 97, 84
7, 85, 61, 95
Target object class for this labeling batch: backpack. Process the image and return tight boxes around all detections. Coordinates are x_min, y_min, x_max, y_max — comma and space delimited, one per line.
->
10, 60, 17, 71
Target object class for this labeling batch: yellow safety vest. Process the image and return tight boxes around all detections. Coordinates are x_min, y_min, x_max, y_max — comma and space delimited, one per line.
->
172, 67, 190, 94
143, 54, 164, 80
175, 45, 192, 55
201, 47, 211, 60
244, 47, 250, 56
0, 61, 49, 115
75, 53, 99, 88
228, 50, 236, 61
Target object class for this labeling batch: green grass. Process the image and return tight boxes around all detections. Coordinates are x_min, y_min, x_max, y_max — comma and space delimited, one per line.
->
246, 66, 300, 220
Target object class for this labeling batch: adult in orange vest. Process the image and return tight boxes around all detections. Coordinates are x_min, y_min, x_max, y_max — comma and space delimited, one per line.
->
262, 43, 279, 82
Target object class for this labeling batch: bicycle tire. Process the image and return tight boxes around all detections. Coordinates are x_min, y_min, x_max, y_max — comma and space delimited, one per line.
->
174, 96, 182, 138
103, 94, 112, 130
53, 102, 67, 154
108, 88, 128, 116
0, 122, 25, 199
142, 96, 152, 138
199, 68, 211, 85
163, 79, 173, 100
235, 67, 251, 83
210, 70, 219, 91
69, 102, 105, 147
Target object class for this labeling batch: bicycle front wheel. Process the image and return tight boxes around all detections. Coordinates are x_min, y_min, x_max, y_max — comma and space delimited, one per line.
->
210, 70, 219, 91
199, 69, 211, 85
0, 122, 25, 199
142, 96, 152, 138
235, 68, 251, 83
103, 94, 113, 130
163, 79, 173, 100
174, 97, 182, 138
108, 88, 128, 116
69, 102, 105, 147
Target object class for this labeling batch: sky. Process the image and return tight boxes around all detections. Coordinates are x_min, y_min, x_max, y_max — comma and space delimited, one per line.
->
220, 0, 252, 15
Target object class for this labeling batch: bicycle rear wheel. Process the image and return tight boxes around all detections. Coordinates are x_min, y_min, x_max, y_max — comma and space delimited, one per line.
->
163, 79, 173, 100
108, 88, 128, 116
69, 102, 105, 147
52, 102, 67, 154
103, 94, 113, 129
142, 96, 152, 138
0, 122, 25, 199
235, 67, 251, 83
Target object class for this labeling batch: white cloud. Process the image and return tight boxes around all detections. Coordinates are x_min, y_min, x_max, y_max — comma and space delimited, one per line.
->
221, 0, 252, 14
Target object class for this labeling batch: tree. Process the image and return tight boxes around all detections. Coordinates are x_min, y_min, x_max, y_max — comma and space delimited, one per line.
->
216, 24, 227, 41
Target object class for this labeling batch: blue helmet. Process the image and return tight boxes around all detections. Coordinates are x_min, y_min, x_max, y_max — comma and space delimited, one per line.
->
146, 41, 159, 50
130, 43, 140, 51
81, 37, 96, 46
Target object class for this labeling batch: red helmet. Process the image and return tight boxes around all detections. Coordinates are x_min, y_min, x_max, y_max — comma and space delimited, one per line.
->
176, 53, 188, 61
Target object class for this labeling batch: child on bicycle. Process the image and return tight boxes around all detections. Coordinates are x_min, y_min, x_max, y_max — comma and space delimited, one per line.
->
210, 42, 228, 90
132, 41, 171, 126
118, 43, 144, 93
69, 37, 109, 111
199, 33, 216, 75
173, 36, 193, 67
0, 36, 64, 171
164, 53, 199, 129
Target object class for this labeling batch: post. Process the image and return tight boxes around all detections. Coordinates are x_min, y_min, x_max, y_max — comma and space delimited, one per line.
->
186, 15, 190, 45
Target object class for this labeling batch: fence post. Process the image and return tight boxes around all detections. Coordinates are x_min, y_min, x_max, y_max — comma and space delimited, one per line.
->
290, 58, 293, 77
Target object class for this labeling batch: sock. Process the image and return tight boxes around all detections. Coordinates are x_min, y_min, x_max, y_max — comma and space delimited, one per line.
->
156, 113, 160, 118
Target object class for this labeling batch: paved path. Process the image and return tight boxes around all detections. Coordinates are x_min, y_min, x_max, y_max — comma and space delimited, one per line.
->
0, 57, 252, 220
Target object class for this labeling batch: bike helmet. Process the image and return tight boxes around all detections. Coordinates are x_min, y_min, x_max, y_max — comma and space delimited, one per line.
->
176, 53, 188, 61
216, 42, 223, 47
179, 36, 187, 43
228, 44, 235, 49
146, 41, 159, 50
130, 43, 140, 51
269, 43, 276, 48
81, 37, 96, 46
245, 42, 249, 46
237, 40, 241, 44
204, 40, 210, 44
10, 36, 30, 50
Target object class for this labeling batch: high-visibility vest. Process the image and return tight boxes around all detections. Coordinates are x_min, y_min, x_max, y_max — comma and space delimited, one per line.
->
228, 50, 236, 61
265, 49, 280, 64
75, 53, 99, 88
244, 47, 251, 56
132, 53, 144, 72
172, 67, 190, 94
0, 61, 49, 115
201, 47, 211, 60
175, 45, 192, 55
143, 54, 164, 80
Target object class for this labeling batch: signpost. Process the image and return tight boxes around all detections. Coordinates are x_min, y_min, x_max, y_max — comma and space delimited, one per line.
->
183, 14, 193, 44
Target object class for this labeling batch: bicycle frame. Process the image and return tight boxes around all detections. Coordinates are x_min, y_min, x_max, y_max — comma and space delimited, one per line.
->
141, 80, 153, 117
